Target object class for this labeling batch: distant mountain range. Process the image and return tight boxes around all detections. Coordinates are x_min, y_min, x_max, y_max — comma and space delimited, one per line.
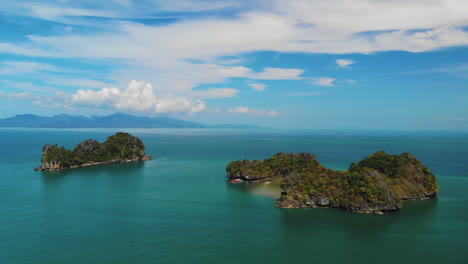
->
0, 113, 266, 129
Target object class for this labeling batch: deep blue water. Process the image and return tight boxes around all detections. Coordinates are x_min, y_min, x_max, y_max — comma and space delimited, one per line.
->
1, 128, 467, 263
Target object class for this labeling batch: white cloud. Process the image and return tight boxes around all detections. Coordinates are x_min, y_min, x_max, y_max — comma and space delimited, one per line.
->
1, 80, 58, 93
345, 80, 357, 84
310, 77, 336, 87
273, 0, 468, 34
228, 106, 279, 117
2, 7, 467, 62
73, 87, 120, 107
0, 61, 63, 74
336, 59, 356, 68
153, 96, 207, 114
432, 64, 468, 78
12, 2, 119, 22
0, 0, 467, 118
154, 0, 240, 12
46, 77, 111, 88
72, 80, 206, 114
33, 91, 72, 109
250, 67, 304, 80
0, 3, 466, 99
0, 91, 33, 100
109, 64, 303, 95
194, 88, 239, 99
248, 83, 267, 91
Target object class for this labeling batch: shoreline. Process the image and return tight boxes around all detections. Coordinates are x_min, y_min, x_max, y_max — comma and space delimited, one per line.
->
34, 155, 152, 171
230, 176, 438, 214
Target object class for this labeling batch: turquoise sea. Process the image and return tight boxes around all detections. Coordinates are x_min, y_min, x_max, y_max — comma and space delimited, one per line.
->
1, 128, 467, 264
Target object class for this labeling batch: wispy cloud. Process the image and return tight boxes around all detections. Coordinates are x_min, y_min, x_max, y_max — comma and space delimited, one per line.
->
228, 106, 279, 117
389, 63, 468, 78
154, 0, 240, 12
32, 91, 73, 109
310, 77, 336, 87
432, 64, 468, 78
248, 83, 267, 91
0, 0, 468, 120
336, 59, 356, 68
250, 68, 304, 80
0, 61, 64, 75
45, 77, 111, 88
0, 91, 33, 100
194, 88, 239, 99
1, 80, 58, 93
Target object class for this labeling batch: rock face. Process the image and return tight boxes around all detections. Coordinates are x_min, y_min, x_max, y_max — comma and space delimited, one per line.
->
35, 132, 152, 171
226, 151, 439, 214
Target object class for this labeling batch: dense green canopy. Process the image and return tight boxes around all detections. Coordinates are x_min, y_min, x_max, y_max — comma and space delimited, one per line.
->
41, 132, 147, 169
226, 152, 439, 214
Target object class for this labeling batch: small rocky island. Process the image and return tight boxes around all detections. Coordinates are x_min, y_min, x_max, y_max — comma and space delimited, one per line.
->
35, 132, 152, 171
226, 152, 439, 214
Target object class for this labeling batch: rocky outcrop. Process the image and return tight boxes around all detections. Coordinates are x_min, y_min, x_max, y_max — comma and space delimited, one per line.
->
227, 151, 439, 214
35, 132, 152, 171
226, 152, 321, 180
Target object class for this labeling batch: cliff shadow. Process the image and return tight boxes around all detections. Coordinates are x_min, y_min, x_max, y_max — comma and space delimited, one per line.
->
40, 161, 147, 184
277, 197, 439, 240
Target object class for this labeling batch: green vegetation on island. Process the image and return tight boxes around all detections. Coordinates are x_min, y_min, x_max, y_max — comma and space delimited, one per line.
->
35, 132, 151, 171
226, 152, 438, 214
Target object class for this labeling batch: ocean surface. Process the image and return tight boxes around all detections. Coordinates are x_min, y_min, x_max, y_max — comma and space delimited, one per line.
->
1, 128, 467, 264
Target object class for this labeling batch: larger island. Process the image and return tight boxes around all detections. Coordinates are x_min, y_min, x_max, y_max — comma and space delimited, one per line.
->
35, 132, 152, 171
226, 151, 439, 214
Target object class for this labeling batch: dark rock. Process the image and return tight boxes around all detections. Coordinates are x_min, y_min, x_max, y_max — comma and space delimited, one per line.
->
315, 197, 330, 206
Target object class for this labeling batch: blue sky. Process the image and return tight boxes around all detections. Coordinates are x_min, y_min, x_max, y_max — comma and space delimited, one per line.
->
0, 0, 468, 129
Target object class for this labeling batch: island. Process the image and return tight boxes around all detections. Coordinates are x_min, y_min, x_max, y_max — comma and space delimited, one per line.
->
226, 151, 439, 214
35, 132, 152, 171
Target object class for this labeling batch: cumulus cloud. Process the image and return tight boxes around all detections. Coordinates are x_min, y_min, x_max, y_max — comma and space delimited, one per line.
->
72, 80, 206, 114
152, 96, 206, 114
73, 87, 120, 107
248, 83, 267, 91
310, 77, 336, 87
336, 59, 356, 68
0, 1, 466, 101
0, 0, 468, 119
228, 106, 279, 117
